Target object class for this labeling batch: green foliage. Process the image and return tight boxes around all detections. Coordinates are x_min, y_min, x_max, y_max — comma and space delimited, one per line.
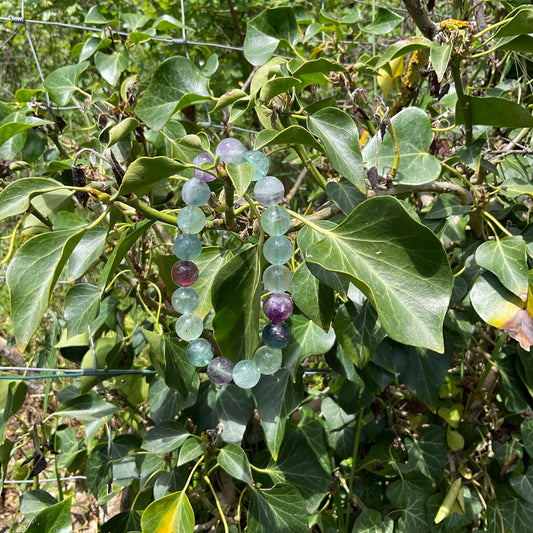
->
1, 1, 533, 532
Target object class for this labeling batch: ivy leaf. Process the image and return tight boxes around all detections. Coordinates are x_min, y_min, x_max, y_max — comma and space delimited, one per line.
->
118, 156, 187, 196
387, 480, 430, 532
218, 443, 253, 483
0, 115, 52, 148
325, 178, 366, 215
94, 50, 129, 85
360, 7, 403, 34
456, 96, 533, 128
7, 229, 85, 351
304, 196, 452, 353
248, 484, 308, 533
253, 369, 303, 459
362, 107, 441, 185
226, 162, 253, 197
25, 498, 72, 533
254, 125, 324, 152
135, 56, 212, 131
244, 8, 300, 66
400, 425, 447, 480
296, 407, 333, 474
493, 6, 533, 38
475, 236, 529, 299
307, 107, 365, 192
141, 492, 194, 533
430, 43, 452, 82
105, 117, 139, 148
64, 283, 101, 338
142, 421, 189, 454
212, 246, 263, 361
352, 509, 394, 533
57, 392, 118, 421
486, 484, 533, 533
43, 62, 90, 106
67, 227, 107, 281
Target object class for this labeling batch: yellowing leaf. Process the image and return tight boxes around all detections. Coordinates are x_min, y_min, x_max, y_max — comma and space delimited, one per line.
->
141, 491, 194, 533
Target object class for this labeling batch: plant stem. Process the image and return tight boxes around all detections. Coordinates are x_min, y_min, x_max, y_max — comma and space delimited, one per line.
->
293, 145, 327, 190
204, 475, 229, 533
126, 196, 177, 225
344, 409, 364, 533
452, 59, 473, 145
224, 178, 236, 229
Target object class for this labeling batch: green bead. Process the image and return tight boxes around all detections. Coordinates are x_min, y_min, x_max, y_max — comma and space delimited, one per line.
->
177, 206, 206, 234
172, 287, 200, 314
187, 338, 214, 367
263, 236, 293, 265
244, 150, 269, 181
261, 206, 291, 236
182, 178, 210, 206
173, 234, 202, 260
232, 360, 261, 389
175, 313, 203, 341
254, 176, 284, 207
263, 265, 292, 293
253, 346, 282, 375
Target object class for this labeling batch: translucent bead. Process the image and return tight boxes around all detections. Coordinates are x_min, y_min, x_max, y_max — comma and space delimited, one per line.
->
175, 313, 203, 341
244, 150, 269, 181
182, 178, 211, 206
263, 236, 293, 265
253, 346, 282, 375
173, 233, 202, 261
216, 138, 246, 164
172, 261, 199, 287
232, 360, 261, 389
263, 293, 293, 322
263, 265, 292, 293
254, 176, 284, 207
177, 206, 206, 234
193, 152, 216, 182
262, 322, 291, 349
172, 287, 200, 314
207, 356, 235, 385
261, 205, 291, 236
187, 338, 214, 367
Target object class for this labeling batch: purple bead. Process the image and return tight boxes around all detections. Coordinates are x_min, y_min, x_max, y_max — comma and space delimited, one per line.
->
193, 152, 216, 182
207, 356, 235, 385
262, 322, 291, 349
263, 293, 293, 322
171, 261, 199, 287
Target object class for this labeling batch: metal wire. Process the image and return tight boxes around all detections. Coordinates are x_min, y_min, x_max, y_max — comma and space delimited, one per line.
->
3, 475, 87, 485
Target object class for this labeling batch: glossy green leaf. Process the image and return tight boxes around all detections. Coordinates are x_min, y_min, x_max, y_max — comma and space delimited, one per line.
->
226, 162, 253, 197
510, 466, 533, 502
521, 419, 533, 457
98, 219, 153, 290
475, 236, 528, 299
218, 443, 253, 483
85, 6, 108, 24
259, 76, 301, 103
494, 6, 533, 37
143, 421, 189, 454
362, 107, 441, 185
244, 7, 300, 66
283, 315, 336, 379
0, 177, 64, 221
20, 490, 58, 521
307, 107, 365, 192
495, 34, 533, 52
163, 338, 198, 401
43, 62, 89, 106
95, 50, 129, 85
64, 283, 100, 338
141, 491, 194, 533
25, 497, 72, 533
101, 511, 142, 533
177, 438, 205, 467
135, 56, 212, 131
351, 509, 394, 533
291, 262, 334, 328
387, 480, 430, 532
7, 229, 84, 350
290, 57, 347, 77
360, 7, 403, 34
304, 196, 452, 352
0, 116, 52, 148
430, 43, 452, 81
212, 246, 262, 361
248, 484, 307, 533
118, 156, 187, 196
212, 89, 247, 112
297, 407, 332, 474
254, 125, 324, 152
333, 301, 385, 368
57, 392, 118, 420
400, 425, 447, 480
456, 96, 533, 128
376, 37, 432, 69
67, 227, 107, 281
486, 483, 532, 533
105, 118, 139, 148
253, 369, 303, 459
0, 382, 13, 442
325, 179, 366, 215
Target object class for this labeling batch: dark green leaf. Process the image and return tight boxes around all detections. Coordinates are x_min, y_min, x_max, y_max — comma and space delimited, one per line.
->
25, 498, 72, 533
297, 407, 333, 474
351, 509, 394, 533
57, 392, 119, 420
101, 511, 142, 533
7, 229, 84, 350
248, 484, 308, 533
486, 483, 532, 533
259, 76, 302, 103
325, 178, 366, 215
106, 118, 139, 148
95, 50, 129, 85
67, 227, 107, 281
430, 43, 452, 81
43, 62, 90, 106
20, 490, 58, 521
376, 37, 432, 69
387, 480, 430, 532
456, 96, 533, 128
218, 443, 253, 483
360, 7, 403, 34
143, 421, 189, 454
254, 125, 324, 152
494, 6, 533, 37
177, 438, 205, 466
135, 56, 212, 131
64, 283, 100, 338
307, 107, 365, 191
304, 196, 452, 352
0, 116, 52, 148
212, 246, 263, 361
226, 162, 253, 197
400, 425, 447, 480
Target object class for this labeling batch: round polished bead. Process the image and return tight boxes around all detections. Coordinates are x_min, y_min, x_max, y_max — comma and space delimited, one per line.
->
262, 321, 291, 349
187, 338, 214, 367
172, 287, 200, 314
261, 205, 291, 236
263, 236, 293, 265
232, 360, 261, 389
216, 138, 246, 164
175, 313, 203, 341
207, 356, 235, 386
263, 265, 292, 293
253, 346, 282, 375
244, 150, 269, 181
263, 293, 293, 322
254, 176, 284, 207
182, 178, 211, 206
193, 152, 216, 182
177, 206, 206, 234
171, 261, 199, 287
173, 233, 202, 261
